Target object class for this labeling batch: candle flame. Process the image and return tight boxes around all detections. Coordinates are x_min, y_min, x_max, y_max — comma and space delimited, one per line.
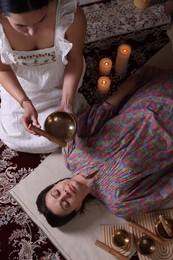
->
98, 76, 111, 93
102, 80, 106, 86
119, 44, 131, 55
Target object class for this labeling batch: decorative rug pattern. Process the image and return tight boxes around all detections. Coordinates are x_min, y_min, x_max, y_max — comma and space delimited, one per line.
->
80, 24, 169, 105
0, 25, 170, 260
83, 0, 170, 42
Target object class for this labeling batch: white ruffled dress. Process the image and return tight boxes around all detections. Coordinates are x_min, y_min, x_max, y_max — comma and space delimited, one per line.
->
0, 0, 86, 153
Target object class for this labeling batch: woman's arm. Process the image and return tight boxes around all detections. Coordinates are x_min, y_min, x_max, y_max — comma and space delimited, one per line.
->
0, 61, 28, 103
106, 74, 141, 108
0, 60, 40, 132
76, 74, 141, 138
164, 0, 173, 16
60, 6, 87, 113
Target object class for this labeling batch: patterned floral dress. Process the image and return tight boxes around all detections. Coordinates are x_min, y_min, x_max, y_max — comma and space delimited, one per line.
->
64, 67, 173, 218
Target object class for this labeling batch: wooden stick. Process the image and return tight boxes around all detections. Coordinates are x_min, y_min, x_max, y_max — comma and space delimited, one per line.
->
129, 220, 165, 245
29, 124, 67, 147
95, 240, 129, 260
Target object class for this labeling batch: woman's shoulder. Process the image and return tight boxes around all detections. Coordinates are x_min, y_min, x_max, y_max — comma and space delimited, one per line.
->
55, 0, 78, 37
0, 13, 4, 24
0, 14, 5, 36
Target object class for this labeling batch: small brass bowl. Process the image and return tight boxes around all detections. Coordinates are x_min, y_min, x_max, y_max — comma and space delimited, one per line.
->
137, 236, 156, 256
112, 229, 131, 249
155, 217, 173, 240
44, 112, 77, 142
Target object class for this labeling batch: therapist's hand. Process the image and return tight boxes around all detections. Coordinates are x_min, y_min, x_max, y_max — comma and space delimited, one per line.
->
57, 104, 74, 115
21, 101, 41, 134
57, 104, 78, 122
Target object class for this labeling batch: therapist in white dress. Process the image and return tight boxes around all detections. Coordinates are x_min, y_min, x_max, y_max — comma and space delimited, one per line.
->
0, 0, 87, 153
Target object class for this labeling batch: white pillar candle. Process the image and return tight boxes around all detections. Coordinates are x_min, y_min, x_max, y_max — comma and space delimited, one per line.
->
115, 44, 132, 75
99, 58, 112, 75
97, 76, 111, 94
133, 0, 151, 9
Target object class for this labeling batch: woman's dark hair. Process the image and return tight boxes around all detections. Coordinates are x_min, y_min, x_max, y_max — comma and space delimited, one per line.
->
0, 0, 49, 15
36, 178, 95, 227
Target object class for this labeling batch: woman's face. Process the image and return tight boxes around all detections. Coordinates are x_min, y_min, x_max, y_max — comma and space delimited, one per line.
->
45, 179, 87, 216
5, 6, 48, 36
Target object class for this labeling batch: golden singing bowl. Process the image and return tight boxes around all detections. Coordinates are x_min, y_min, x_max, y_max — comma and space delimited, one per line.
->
137, 236, 156, 256
155, 217, 173, 240
112, 229, 131, 249
44, 111, 77, 142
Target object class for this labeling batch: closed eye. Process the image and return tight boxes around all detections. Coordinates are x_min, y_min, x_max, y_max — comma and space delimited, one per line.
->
51, 189, 59, 198
61, 200, 70, 210
51, 190, 70, 211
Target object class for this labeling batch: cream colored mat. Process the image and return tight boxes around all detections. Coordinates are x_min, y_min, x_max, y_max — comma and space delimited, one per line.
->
10, 151, 129, 260
10, 42, 173, 260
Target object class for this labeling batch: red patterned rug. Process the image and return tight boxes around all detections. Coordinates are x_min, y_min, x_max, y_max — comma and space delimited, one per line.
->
0, 24, 169, 259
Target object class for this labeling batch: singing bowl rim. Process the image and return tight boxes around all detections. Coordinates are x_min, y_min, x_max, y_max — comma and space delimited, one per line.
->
137, 236, 156, 256
44, 111, 77, 142
112, 229, 131, 248
155, 217, 173, 240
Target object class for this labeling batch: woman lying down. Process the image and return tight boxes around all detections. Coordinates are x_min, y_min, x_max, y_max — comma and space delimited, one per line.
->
36, 66, 173, 227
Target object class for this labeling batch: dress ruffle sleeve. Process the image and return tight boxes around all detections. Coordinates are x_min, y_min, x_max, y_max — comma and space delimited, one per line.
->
0, 24, 13, 64
55, 0, 78, 65
0, 25, 3, 54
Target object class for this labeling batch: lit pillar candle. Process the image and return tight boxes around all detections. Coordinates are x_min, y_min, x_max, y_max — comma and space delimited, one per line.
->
115, 44, 132, 75
133, 0, 151, 9
99, 58, 112, 75
97, 76, 111, 94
